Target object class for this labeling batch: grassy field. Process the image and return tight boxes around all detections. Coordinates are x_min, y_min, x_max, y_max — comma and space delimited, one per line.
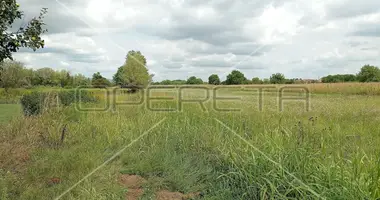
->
1, 84, 380, 199
0, 104, 21, 123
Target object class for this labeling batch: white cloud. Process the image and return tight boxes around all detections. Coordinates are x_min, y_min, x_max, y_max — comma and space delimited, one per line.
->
12, 0, 380, 81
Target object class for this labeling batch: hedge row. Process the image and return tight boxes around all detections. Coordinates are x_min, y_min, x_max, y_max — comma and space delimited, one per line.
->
20, 90, 97, 116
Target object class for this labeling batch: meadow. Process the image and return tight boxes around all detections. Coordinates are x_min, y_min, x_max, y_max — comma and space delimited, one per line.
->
1, 83, 380, 200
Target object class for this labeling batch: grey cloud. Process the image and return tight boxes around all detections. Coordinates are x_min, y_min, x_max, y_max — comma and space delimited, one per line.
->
350, 26, 380, 37
17, 0, 88, 34
326, 1, 380, 19
184, 42, 272, 56
18, 46, 105, 64
189, 59, 232, 68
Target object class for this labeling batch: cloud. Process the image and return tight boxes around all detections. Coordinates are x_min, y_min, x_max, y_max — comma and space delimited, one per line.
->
10, 0, 380, 81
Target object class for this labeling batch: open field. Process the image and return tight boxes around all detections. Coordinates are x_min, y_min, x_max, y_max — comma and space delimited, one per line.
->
1, 85, 380, 199
0, 104, 21, 123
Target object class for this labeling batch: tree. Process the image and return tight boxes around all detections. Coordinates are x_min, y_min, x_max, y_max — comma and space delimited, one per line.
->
1, 1, 48, 63
357, 65, 380, 82
33, 67, 59, 86
58, 70, 73, 88
270, 73, 286, 84
251, 77, 263, 84
73, 74, 90, 87
226, 70, 246, 85
263, 78, 270, 84
186, 76, 203, 84
112, 66, 125, 85
208, 74, 220, 85
321, 74, 357, 83
0, 60, 28, 90
121, 50, 150, 88
91, 72, 110, 88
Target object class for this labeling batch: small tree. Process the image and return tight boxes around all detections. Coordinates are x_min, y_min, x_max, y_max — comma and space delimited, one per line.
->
226, 70, 246, 85
91, 72, 110, 88
251, 77, 263, 84
186, 76, 203, 84
0, 1, 48, 62
270, 73, 286, 84
208, 74, 220, 85
357, 65, 380, 82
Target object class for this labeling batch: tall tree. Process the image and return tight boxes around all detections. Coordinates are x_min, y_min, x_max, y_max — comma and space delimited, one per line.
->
121, 50, 150, 88
357, 65, 380, 82
0, 1, 48, 63
208, 74, 220, 85
226, 70, 246, 85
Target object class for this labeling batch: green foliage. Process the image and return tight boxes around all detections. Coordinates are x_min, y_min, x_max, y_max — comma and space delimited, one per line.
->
72, 74, 91, 87
0, 1, 48, 62
357, 65, 380, 82
208, 74, 221, 85
91, 72, 110, 88
58, 90, 96, 106
118, 50, 150, 87
112, 66, 125, 85
153, 79, 187, 85
20, 90, 96, 116
226, 70, 246, 85
186, 76, 203, 84
270, 73, 286, 84
321, 74, 357, 83
20, 91, 47, 116
4, 90, 380, 199
58, 70, 73, 87
0, 60, 29, 90
251, 77, 263, 84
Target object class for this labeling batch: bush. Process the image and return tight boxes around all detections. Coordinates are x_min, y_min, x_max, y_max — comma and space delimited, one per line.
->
20, 90, 97, 116
20, 92, 48, 116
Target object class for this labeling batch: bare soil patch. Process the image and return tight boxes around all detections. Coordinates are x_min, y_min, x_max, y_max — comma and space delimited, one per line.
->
120, 174, 201, 200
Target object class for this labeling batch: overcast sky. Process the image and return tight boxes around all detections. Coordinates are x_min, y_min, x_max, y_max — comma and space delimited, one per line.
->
13, 0, 380, 81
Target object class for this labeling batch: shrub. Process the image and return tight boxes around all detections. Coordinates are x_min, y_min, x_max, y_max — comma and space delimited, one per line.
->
58, 91, 75, 106
20, 90, 97, 116
20, 92, 48, 116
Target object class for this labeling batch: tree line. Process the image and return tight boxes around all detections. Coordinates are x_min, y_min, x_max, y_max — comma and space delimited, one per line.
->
152, 65, 380, 85
152, 71, 315, 85
1, 58, 380, 91
0, 60, 92, 91
320, 65, 380, 83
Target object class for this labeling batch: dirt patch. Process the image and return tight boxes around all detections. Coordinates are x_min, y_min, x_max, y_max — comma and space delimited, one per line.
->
155, 190, 200, 200
120, 174, 147, 189
120, 174, 201, 200
125, 188, 144, 200
47, 177, 61, 187
155, 190, 184, 200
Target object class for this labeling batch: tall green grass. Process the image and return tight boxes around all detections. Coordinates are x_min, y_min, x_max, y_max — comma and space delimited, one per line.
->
1, 87, 380, 199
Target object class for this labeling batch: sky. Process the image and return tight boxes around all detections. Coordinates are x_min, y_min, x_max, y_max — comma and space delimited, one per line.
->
13, 0, 380, 81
